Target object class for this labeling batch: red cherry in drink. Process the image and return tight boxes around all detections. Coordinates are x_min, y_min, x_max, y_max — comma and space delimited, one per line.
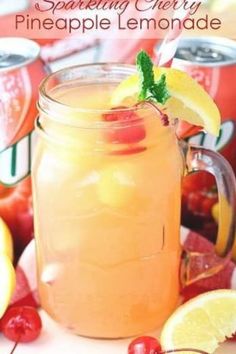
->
128, 336, 162, 354
1, 306, 42, 343
102, 107, 146, 145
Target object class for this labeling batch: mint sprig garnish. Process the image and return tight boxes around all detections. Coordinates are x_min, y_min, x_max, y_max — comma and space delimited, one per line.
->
136, 50, 171, 105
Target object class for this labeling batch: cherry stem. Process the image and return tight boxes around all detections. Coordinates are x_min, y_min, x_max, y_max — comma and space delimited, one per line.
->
135, 100, 170, 126
160, 349, 209, 354
9, 341, 18, 354
9, 333, 22, 354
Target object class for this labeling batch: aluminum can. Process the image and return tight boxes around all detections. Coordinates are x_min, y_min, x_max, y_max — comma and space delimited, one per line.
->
0, 37, 47, 257
172, 36, 236, 171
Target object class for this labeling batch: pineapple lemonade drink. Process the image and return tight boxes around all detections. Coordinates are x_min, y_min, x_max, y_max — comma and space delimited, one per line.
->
33, 67, 183, 338
34, 52, 232, 339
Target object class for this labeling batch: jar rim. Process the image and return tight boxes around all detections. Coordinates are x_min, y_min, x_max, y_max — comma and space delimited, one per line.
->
40, 62, 136, 109
38, 62, 159, 129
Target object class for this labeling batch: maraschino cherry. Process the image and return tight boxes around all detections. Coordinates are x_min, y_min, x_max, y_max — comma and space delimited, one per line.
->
1, 306, 42, 354
128, 336, 209, 354
128, 336, 162, 354
102, 107, 146, 145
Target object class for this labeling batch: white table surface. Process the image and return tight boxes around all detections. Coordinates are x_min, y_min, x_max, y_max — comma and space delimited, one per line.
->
0, 310, 235, 354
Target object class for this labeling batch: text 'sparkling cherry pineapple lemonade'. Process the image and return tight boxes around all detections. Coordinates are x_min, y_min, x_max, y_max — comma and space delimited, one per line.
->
33, 52, 236, 342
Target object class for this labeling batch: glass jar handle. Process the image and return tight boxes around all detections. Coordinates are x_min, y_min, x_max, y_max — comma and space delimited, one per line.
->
180, 141, 236, 286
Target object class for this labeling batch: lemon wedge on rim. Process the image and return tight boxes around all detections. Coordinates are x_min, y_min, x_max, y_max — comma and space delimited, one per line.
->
161, 289, 236, 354
111, 67, 220, 136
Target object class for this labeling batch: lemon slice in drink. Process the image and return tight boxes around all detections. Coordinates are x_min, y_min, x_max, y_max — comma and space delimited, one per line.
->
0, 254, 16, 318
111, 67, 220, 136
161, 289, 236, 354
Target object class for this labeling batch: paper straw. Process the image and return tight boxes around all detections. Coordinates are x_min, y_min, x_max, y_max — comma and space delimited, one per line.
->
156, 1, 195, 67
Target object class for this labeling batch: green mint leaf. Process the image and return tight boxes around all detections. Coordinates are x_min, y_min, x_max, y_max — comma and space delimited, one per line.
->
136, 50, 155, 101
149, 74, 171, 104
136, 50, 171, 105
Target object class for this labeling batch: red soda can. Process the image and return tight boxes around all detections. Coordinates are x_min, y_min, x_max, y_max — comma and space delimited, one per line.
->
173, 36, 236, 170
0, 37, 48, 258
159, 37, 236, 239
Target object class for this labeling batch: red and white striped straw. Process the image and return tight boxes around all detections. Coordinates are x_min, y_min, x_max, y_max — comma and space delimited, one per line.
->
156, 1, 195, 67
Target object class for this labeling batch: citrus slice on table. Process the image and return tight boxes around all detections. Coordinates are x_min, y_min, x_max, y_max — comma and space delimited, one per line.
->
0, 217, 13, 261
161, 289, 236, 354
111, 67, 220, 136
0, 254, 16, 319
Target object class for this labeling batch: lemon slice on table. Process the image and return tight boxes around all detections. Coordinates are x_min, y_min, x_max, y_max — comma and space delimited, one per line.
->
161, 289, 236, 354
0, 217, 13, 261
111, 67, 220, 136
0, 254, 16, 318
